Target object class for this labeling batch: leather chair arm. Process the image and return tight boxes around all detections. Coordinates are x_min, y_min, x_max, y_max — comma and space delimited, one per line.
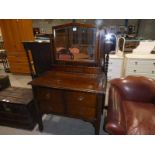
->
105, 86, 126, 135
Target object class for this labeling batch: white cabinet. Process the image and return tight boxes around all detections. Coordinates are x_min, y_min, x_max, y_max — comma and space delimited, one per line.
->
124, 54, 155, 79
107, 54, 124, 80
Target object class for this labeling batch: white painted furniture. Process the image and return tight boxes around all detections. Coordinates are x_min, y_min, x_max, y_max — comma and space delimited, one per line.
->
107, 37, 125, 81
108, 54, 124, 80
133, 40, 155, 54
124, 54, 155, 79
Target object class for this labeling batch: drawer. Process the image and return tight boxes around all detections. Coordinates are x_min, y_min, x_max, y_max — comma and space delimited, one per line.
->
65, 91, 97, 108
126, 68, 155, 75
108, 67, 122, 74
127, 59, 155, 67
37, 88, 63, 104
9, 63, 30, 74
38, 100, 64, 114
7, 50, 27, 57
108, 74, 121, 80
125, 72, 153, 78
108, 72, 121, 77
67, 105, 96, 120
8, 55, 28, 63
36, 88, 64, 114
109, 59, 122, 66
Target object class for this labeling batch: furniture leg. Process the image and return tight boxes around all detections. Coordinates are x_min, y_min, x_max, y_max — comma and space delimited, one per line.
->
35, 108, 43, 131
94, 94, 103, 135
94, 119, 101, 135
38, 119, 43, 131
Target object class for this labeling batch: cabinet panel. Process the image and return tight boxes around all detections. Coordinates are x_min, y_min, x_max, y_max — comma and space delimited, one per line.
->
0, 19, 34, 74
67, 105, 96, 120
9, 63, 30, 74
0, 20, 16, 52
124, 55, 155, 80
127, 59, 155, 67
65, 91, 97, 108
36, 87, 64, 114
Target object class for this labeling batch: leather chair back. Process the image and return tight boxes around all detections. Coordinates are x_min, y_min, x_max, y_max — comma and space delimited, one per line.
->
110, 76, 155, 102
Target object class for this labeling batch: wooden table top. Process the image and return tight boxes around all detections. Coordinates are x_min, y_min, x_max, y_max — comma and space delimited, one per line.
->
29, 71, 106, 94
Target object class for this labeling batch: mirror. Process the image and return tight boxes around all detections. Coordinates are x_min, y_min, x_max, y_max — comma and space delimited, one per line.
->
53, 23, 97, 63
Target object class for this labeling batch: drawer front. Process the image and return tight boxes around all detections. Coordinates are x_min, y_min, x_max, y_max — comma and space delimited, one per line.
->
127, 59, 155, 68
67, 105, 96, 120
36, 88, 64, 114
8, 55, 28, 63
127, 67, 155, 73
126, 68, 155, 75
109, 59, 122, 66
108, 67, 122, 75
108, 74, 122, 80
9, 63, 30, 74
65, 91, 97, 108
125, 71, 155, 79
65, 91, 97, 120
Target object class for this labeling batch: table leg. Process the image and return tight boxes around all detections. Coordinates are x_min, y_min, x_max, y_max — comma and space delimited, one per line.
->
94, 120, 101, 135
38, 119, 43, 131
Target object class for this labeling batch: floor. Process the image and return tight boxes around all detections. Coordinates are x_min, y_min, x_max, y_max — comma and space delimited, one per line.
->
0, 64, 108, 135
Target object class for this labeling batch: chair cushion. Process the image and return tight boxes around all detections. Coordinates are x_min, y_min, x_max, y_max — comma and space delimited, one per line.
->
123, 101, 155, 135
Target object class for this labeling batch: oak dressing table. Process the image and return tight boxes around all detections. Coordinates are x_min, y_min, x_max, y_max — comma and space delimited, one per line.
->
29, 23, 106, 134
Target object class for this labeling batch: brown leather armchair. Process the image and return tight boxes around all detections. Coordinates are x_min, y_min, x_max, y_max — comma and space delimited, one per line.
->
105, 76, 155, 135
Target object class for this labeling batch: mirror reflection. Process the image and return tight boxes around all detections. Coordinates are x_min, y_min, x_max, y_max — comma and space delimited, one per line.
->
53, 23, 96, 62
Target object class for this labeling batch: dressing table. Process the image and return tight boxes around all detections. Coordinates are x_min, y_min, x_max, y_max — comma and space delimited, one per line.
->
29, 23, 106, 134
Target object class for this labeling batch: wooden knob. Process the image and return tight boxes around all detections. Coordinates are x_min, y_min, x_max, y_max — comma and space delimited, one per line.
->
78, 96, 84, 101
45, 93, 50, 99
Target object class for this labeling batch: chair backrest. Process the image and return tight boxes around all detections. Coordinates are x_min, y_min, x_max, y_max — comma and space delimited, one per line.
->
23, 41, 53, 79
110, 76, 155, 102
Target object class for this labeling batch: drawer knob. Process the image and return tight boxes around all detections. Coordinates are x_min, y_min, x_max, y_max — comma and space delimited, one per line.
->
153, 63, 155, 66
135, 62, 138, 65
45, 93, 50, 99
152, 71, 155, 74
134, 70, 136, 72
78, 96, 84, 101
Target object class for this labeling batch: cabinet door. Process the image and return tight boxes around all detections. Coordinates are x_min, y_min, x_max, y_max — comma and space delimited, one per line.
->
0, 19, 34, 74
17, 19, 34, 42
0, 20, 17, 52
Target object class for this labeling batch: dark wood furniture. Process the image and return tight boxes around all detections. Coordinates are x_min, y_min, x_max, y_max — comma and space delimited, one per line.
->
29, 23, 106, 134
0, 87, 36, 130
30, 70, 105, 134
123, 39, 140, 53
0, 75, 10, 91
23, 41, 53, 79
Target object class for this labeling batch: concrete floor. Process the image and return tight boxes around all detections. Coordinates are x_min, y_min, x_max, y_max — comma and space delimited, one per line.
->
0, 64, 108, 135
